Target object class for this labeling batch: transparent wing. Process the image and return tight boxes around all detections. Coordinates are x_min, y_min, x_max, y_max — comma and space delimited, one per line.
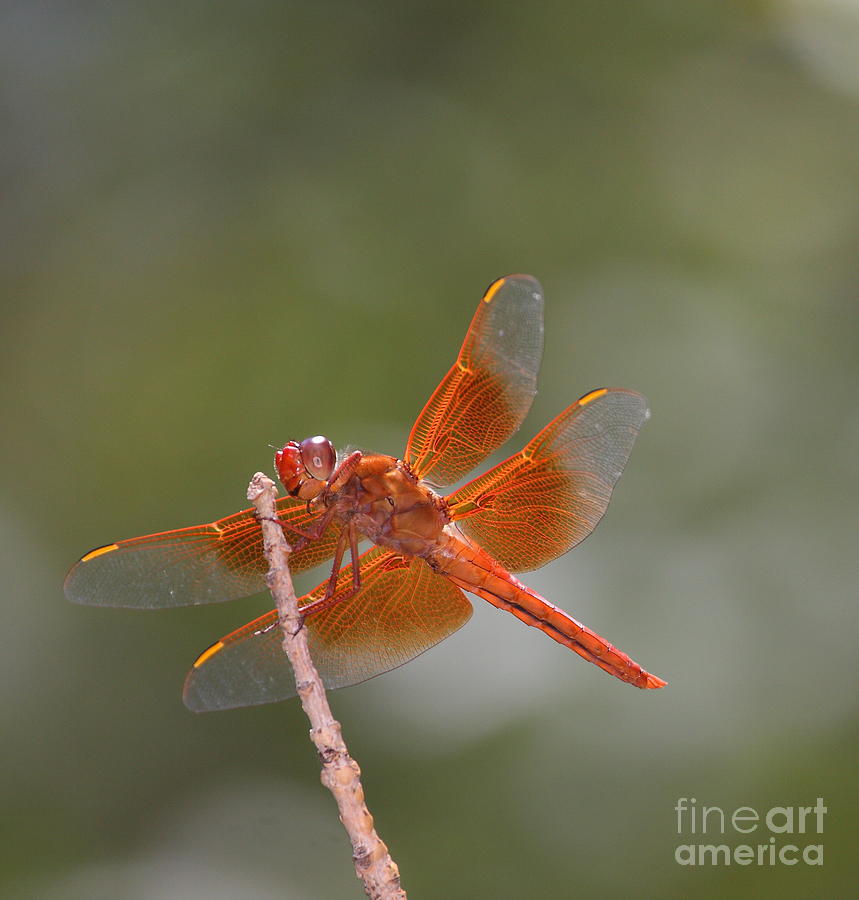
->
405, 274, 544, 486
447, 389, 649, 572
64, 496, 338, 608
183, 547, 473, 711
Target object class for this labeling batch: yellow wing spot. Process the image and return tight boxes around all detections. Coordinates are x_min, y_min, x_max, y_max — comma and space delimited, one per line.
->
193, 641, 225, 668
80, 543, 119, 562
482, 277, 506, 304
579, 388, 608, 407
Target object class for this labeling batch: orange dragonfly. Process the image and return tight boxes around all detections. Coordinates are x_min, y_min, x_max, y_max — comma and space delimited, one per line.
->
65, 275, 665, 711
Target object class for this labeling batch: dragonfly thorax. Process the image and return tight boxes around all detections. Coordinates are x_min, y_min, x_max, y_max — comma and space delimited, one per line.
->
341, 454, 451, 557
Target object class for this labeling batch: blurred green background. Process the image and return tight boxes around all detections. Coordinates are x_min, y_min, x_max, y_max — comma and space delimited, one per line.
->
2, 1, 857, 897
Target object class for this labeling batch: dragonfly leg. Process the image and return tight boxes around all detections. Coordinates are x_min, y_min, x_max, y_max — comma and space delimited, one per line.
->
327, 451, 363, 494
262, 504, 336, 552
321, 525, 350, 602
300, 523, 363, 620
349, 523, 361, 594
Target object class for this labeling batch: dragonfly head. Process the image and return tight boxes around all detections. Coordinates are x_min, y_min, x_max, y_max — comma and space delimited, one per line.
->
275, 436, 337, 500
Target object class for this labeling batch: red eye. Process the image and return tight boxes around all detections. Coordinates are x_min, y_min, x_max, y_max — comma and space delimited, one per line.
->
274, 441, 304, 495
300, 436, 336, 480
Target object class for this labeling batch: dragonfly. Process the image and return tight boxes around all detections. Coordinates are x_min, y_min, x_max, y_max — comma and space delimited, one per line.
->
65, 275, 665, 711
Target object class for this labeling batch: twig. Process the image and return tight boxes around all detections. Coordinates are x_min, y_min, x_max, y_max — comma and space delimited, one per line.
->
247, 473, 407, 900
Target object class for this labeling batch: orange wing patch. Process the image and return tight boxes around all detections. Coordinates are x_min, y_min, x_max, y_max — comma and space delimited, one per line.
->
448, 389, 649, 572
405, 274, 544, 485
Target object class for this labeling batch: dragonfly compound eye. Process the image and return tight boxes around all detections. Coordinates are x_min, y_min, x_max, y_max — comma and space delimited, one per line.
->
300, 436, 336, 480
274, 441, 305, 495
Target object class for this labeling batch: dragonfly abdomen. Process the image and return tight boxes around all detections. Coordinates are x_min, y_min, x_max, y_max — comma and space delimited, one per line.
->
434, 532, 666, 690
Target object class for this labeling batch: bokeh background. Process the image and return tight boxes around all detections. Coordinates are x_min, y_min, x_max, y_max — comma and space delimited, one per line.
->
2, 2, 857, 898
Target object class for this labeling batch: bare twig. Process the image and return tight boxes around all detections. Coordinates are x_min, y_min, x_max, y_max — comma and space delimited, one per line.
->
247, 473, 407, 900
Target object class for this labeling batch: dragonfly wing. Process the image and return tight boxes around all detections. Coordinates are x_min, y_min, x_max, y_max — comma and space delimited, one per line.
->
183, 547, 473, 711
405, 274, 544, 486
64, 495, 339, 608
447, 388, 649, 572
